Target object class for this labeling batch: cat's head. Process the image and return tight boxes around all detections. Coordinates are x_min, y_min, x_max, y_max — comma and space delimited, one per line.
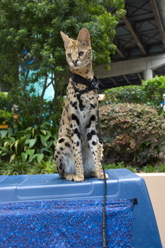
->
60, 28, 92, 69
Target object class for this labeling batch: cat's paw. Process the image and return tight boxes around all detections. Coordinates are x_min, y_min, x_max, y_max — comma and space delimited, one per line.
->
74, 175, 84, 182
97, 173, 108, 180
105, 173, 109, 179
64, 174, 75, 181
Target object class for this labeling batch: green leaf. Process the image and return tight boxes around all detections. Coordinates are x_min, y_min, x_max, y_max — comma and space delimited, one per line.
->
29, 154, 37, 163
28, 139, 37, 148
0, 130, 8, 139
36, 153, 44, 163
1, 152, 7, 157
8, 127, 13, 135
4, 141, 10, 148
9, 154, 16, 163
32, 128, 35, 137
40, 148, 50, 153
0, 146, 11, 155
27, 149, 35, 157
25, 134, 32, 140
40, 135, 47, 147
19, 136, 26, 145
47, 140, 53, 149
21, 152, 28, 162
40, 130, 47, 135
7, 136, 15, 143
15, 140, 19, 153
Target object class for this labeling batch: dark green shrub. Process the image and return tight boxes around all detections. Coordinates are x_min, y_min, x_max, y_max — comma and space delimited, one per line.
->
99, 103, 165, 166
142, 75, 165, 114
0, 110, 13, 123
103, 76, 165, 115
8, 92, 63, 130
0, 122, 58, 164
0, 88, 63, 131
104, 85, 146, 104
0, 93, 13, 125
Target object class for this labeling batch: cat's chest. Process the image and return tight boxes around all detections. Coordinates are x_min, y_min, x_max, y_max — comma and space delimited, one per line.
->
76, 95, 97, 131
66, 81, 98, 127
69, 92, 97, 114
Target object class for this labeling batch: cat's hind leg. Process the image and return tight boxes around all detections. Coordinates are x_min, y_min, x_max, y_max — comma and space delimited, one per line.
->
54, 136, 76, 180
86, 116, 108, 180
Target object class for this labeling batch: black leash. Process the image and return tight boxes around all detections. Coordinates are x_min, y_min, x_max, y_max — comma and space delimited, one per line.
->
97, 107, 107, 248
71, 72, 107, 248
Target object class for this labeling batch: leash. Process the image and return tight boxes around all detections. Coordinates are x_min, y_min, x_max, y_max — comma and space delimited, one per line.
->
97, 107, 107, 248
71, 72, 107, 248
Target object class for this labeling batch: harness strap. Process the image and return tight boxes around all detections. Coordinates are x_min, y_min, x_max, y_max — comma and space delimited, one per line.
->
71, 72, 99, 95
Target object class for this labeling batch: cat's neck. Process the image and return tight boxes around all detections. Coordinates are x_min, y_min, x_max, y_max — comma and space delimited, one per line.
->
70, 63, 94, 80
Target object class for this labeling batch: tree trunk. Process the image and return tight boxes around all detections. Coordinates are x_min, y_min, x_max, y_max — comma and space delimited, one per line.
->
38, 75, 48, 125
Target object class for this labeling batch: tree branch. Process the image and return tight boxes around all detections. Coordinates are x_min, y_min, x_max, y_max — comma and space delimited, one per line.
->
38, 75, 48, 125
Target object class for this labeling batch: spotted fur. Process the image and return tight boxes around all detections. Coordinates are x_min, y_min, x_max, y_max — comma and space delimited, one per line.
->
54, 28, 108, 182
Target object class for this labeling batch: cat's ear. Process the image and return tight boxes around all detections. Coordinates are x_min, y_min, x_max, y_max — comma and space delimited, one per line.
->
60, 31, 70, 49
77, 28, 90, 46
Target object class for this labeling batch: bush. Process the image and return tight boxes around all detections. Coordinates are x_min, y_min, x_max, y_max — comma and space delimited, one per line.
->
99, 103, 165, 166
0, 110, 13, 123
103, 75, 165, 115
104, 85, 145, 104
0, 93, 13, 125
9, 92, 64, 130
0, 83, 63, 131
0, 122, 57, 164
142, 75, 165, 114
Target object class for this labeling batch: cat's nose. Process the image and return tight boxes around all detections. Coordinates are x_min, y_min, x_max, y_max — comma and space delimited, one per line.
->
72, 59, 78, 65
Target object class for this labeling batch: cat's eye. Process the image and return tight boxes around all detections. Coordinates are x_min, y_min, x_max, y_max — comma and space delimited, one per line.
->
67, 53, 71, 58
78, 51, 84, 57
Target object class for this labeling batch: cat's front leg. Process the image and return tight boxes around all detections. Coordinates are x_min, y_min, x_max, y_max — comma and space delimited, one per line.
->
70, 116, 84, 182
86, 115, 108, 180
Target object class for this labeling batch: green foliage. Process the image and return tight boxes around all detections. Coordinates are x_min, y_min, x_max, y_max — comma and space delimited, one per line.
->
0, 110, 13, 123
156, 164, 165, 172
104, 162, 137, 173
0, 159, 56, 175
103, 76, 165, 115
0, 92, 8, 98
142, 75, 165, 114
1, 158, 165, 175
9, 93, 63, 130
0, 0, 125, 128
99, 103, 165, 166
104, 162, 165, 173
140, 164, 165, 173
143, 164, 155, 173
0, 93, 14, 125
0, 122, 58, 164
104, 85, 146, 104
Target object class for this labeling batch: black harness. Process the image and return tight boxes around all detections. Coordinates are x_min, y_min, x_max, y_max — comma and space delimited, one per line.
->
71, 72, 99, 95
71, 72, 107, 248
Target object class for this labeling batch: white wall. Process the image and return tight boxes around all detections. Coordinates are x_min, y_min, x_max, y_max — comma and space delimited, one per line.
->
136, 173, 165, 247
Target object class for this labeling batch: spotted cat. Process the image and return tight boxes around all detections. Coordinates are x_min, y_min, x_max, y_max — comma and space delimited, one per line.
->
54, 28, 108, 182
